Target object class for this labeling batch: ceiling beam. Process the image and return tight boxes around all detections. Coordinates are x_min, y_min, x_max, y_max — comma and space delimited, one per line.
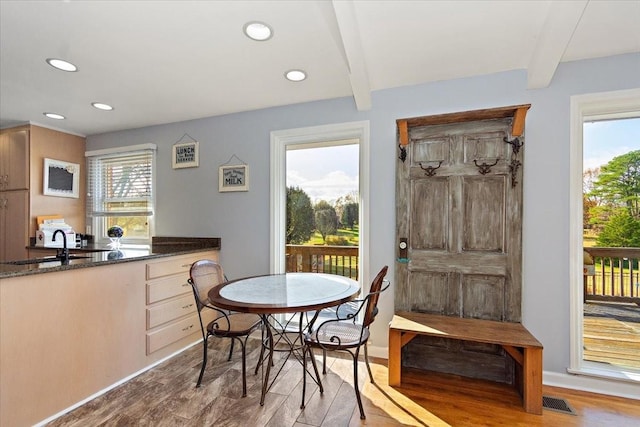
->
331, 0, 372, 110
527, 0, 589, 89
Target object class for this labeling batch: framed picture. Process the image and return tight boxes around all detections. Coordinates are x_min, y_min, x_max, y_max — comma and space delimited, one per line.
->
172, 141, 199, 169
219, 164, 249, 192
43, 158, 80, 198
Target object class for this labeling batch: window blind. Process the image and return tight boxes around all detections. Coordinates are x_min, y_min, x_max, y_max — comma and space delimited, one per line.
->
86, 148, 155, 218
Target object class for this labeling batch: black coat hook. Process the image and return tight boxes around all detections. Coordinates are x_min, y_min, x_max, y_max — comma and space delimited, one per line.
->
474, 159, 499, 175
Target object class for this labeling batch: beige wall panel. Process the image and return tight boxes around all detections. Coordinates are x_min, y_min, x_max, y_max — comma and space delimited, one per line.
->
29, 125, 86, 236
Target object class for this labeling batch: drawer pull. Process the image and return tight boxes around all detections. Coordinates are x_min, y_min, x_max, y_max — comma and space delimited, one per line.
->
182, 304, 194, 309
182, 324, 194, 332
181, 264, 191, 268
182, 283, 190, 287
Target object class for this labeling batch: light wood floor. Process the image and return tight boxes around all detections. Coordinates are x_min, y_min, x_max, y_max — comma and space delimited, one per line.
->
47, 337, 640, 427
584, 302, 640, 369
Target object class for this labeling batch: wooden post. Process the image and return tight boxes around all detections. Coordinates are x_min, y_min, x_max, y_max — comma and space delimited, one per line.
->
388, 326, 402, 386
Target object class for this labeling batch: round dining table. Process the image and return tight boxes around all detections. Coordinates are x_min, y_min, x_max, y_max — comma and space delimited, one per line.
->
208, 272, 360, 405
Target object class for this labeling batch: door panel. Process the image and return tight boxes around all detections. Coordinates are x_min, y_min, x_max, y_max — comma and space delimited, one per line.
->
462, 274, 506, 319
463, 177, 505, 251
411, 179, 448, 250
396, 115, 524, 383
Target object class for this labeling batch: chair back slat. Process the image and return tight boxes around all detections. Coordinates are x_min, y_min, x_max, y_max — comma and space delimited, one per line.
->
189, 259, 226, 311
362, 266, 388, 327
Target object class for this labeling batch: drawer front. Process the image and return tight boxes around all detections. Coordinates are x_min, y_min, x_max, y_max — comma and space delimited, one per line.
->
146, 251, 218, 280
146, 314, 200, 354
147, 295, 197, 329
147, 274, 191, 304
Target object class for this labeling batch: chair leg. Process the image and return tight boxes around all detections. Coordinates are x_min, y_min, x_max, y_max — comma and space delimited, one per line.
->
301, 344, 308, 409
364, 342, 375, 383
196, 334, 210, 387
308, 347, 323, 393
255, 322, 267, 375
239, 337, 248, 397
228, 338, 235, 361
322, 349, 327, 374
353, 348, 366, 419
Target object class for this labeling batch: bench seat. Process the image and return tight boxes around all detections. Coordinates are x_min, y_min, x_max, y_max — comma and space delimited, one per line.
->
389, 311, 543, 414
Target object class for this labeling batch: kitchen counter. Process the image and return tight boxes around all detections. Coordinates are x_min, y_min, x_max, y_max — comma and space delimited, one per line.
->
1, 240, 221, 426
1, 236, 221, 278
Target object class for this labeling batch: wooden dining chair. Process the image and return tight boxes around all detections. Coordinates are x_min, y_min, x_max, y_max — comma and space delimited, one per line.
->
188, 259, 263, 396
300, 266, 390, 419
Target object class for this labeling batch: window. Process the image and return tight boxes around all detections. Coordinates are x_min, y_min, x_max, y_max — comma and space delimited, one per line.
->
86, 144, 156, 245
271, 121, 370, 328
570, 89, 640, 382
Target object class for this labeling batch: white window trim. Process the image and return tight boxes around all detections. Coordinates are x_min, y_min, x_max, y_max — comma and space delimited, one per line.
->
85, 143, 157, 157
270, 121, 370, 288
569, 88, 640, 383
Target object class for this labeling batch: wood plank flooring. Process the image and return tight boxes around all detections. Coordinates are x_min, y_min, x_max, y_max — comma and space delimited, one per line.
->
584, 302, 640, 369
46, 336, 640, 427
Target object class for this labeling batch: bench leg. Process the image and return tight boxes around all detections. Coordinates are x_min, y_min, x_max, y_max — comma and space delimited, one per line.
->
388, 328, 402, 386
523, 347, 543, 414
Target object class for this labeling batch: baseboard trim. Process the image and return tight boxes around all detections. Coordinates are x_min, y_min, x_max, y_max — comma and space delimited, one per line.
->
544, 371, 640, 400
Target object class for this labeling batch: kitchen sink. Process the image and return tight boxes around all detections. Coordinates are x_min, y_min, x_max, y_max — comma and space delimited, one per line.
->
4, 255, 92, 265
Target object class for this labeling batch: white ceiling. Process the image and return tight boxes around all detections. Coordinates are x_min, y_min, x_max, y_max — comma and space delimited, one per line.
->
1, 0, 639, 137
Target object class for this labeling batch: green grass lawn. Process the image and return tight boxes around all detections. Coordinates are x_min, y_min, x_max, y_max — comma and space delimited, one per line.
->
305, 226, 359, 246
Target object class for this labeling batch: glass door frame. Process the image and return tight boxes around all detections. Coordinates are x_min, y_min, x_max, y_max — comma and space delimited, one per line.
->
569, 88, 640, 382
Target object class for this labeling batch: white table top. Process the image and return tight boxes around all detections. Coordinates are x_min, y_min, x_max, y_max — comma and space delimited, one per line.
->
208, 273, 360, 314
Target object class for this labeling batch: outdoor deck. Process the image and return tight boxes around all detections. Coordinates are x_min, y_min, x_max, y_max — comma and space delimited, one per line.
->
583, 302, 640, 370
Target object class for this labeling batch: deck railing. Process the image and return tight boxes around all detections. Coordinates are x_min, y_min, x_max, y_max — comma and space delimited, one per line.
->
286, 245, 359, 280
583, 247, 640, 304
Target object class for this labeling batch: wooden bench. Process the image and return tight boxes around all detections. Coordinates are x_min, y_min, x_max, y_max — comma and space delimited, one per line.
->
388, 311, 543, 414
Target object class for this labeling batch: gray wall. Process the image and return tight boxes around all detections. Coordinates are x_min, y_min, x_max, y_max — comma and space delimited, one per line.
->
88, 53, 640, 377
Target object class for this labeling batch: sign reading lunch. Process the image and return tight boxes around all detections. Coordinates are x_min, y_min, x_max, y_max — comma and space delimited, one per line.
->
175, 145, 195, 164
172, 141, 199, 169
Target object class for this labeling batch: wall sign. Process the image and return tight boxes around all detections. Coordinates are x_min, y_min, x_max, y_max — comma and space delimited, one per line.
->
172, 141, 199, 169
43, 158, 80, 198
219, 164, 249, 192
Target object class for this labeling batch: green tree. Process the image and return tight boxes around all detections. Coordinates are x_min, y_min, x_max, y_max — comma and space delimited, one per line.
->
583, 168, 600, 230
588, 150, 640, 247
286, 187, 314, 244
314, 200, 338, 243
341, 202, 359, 229
589, 150, 640, 218
596, 210, 640, 247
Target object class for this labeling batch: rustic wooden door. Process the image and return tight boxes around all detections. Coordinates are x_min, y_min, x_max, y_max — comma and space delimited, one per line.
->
395, 107, 526, 383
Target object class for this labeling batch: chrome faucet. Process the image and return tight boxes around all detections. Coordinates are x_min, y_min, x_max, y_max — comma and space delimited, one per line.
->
52, 229, 69, 263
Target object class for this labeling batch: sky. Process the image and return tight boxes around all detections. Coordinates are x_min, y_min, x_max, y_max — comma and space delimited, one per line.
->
583, 117, 640, 171
286, 144, 359, 204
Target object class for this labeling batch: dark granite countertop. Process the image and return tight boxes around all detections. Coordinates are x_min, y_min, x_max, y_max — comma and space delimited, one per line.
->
27, 243, 111, 252
1, 237, 221, 279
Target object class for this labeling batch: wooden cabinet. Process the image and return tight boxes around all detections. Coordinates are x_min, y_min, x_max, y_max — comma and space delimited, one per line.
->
0, 128, 30, 262
0, 129, 29, 191
0, 125, 86, 262
145, 250, 219, 354
0, 190, 29, 262
0, 249, 219, 427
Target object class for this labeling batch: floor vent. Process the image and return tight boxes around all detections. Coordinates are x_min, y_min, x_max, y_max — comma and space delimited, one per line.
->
542, 395, 577, 415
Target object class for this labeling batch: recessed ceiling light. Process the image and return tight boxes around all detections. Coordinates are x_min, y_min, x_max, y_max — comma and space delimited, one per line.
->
92, 102, 114, 111
285, 69, 307, 82
43, 112, 65, 120
243, 21, 273, 41
46, 58, 77, 72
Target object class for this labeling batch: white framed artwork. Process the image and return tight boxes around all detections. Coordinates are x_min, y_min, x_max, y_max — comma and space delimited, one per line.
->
43, 158, 80, 198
